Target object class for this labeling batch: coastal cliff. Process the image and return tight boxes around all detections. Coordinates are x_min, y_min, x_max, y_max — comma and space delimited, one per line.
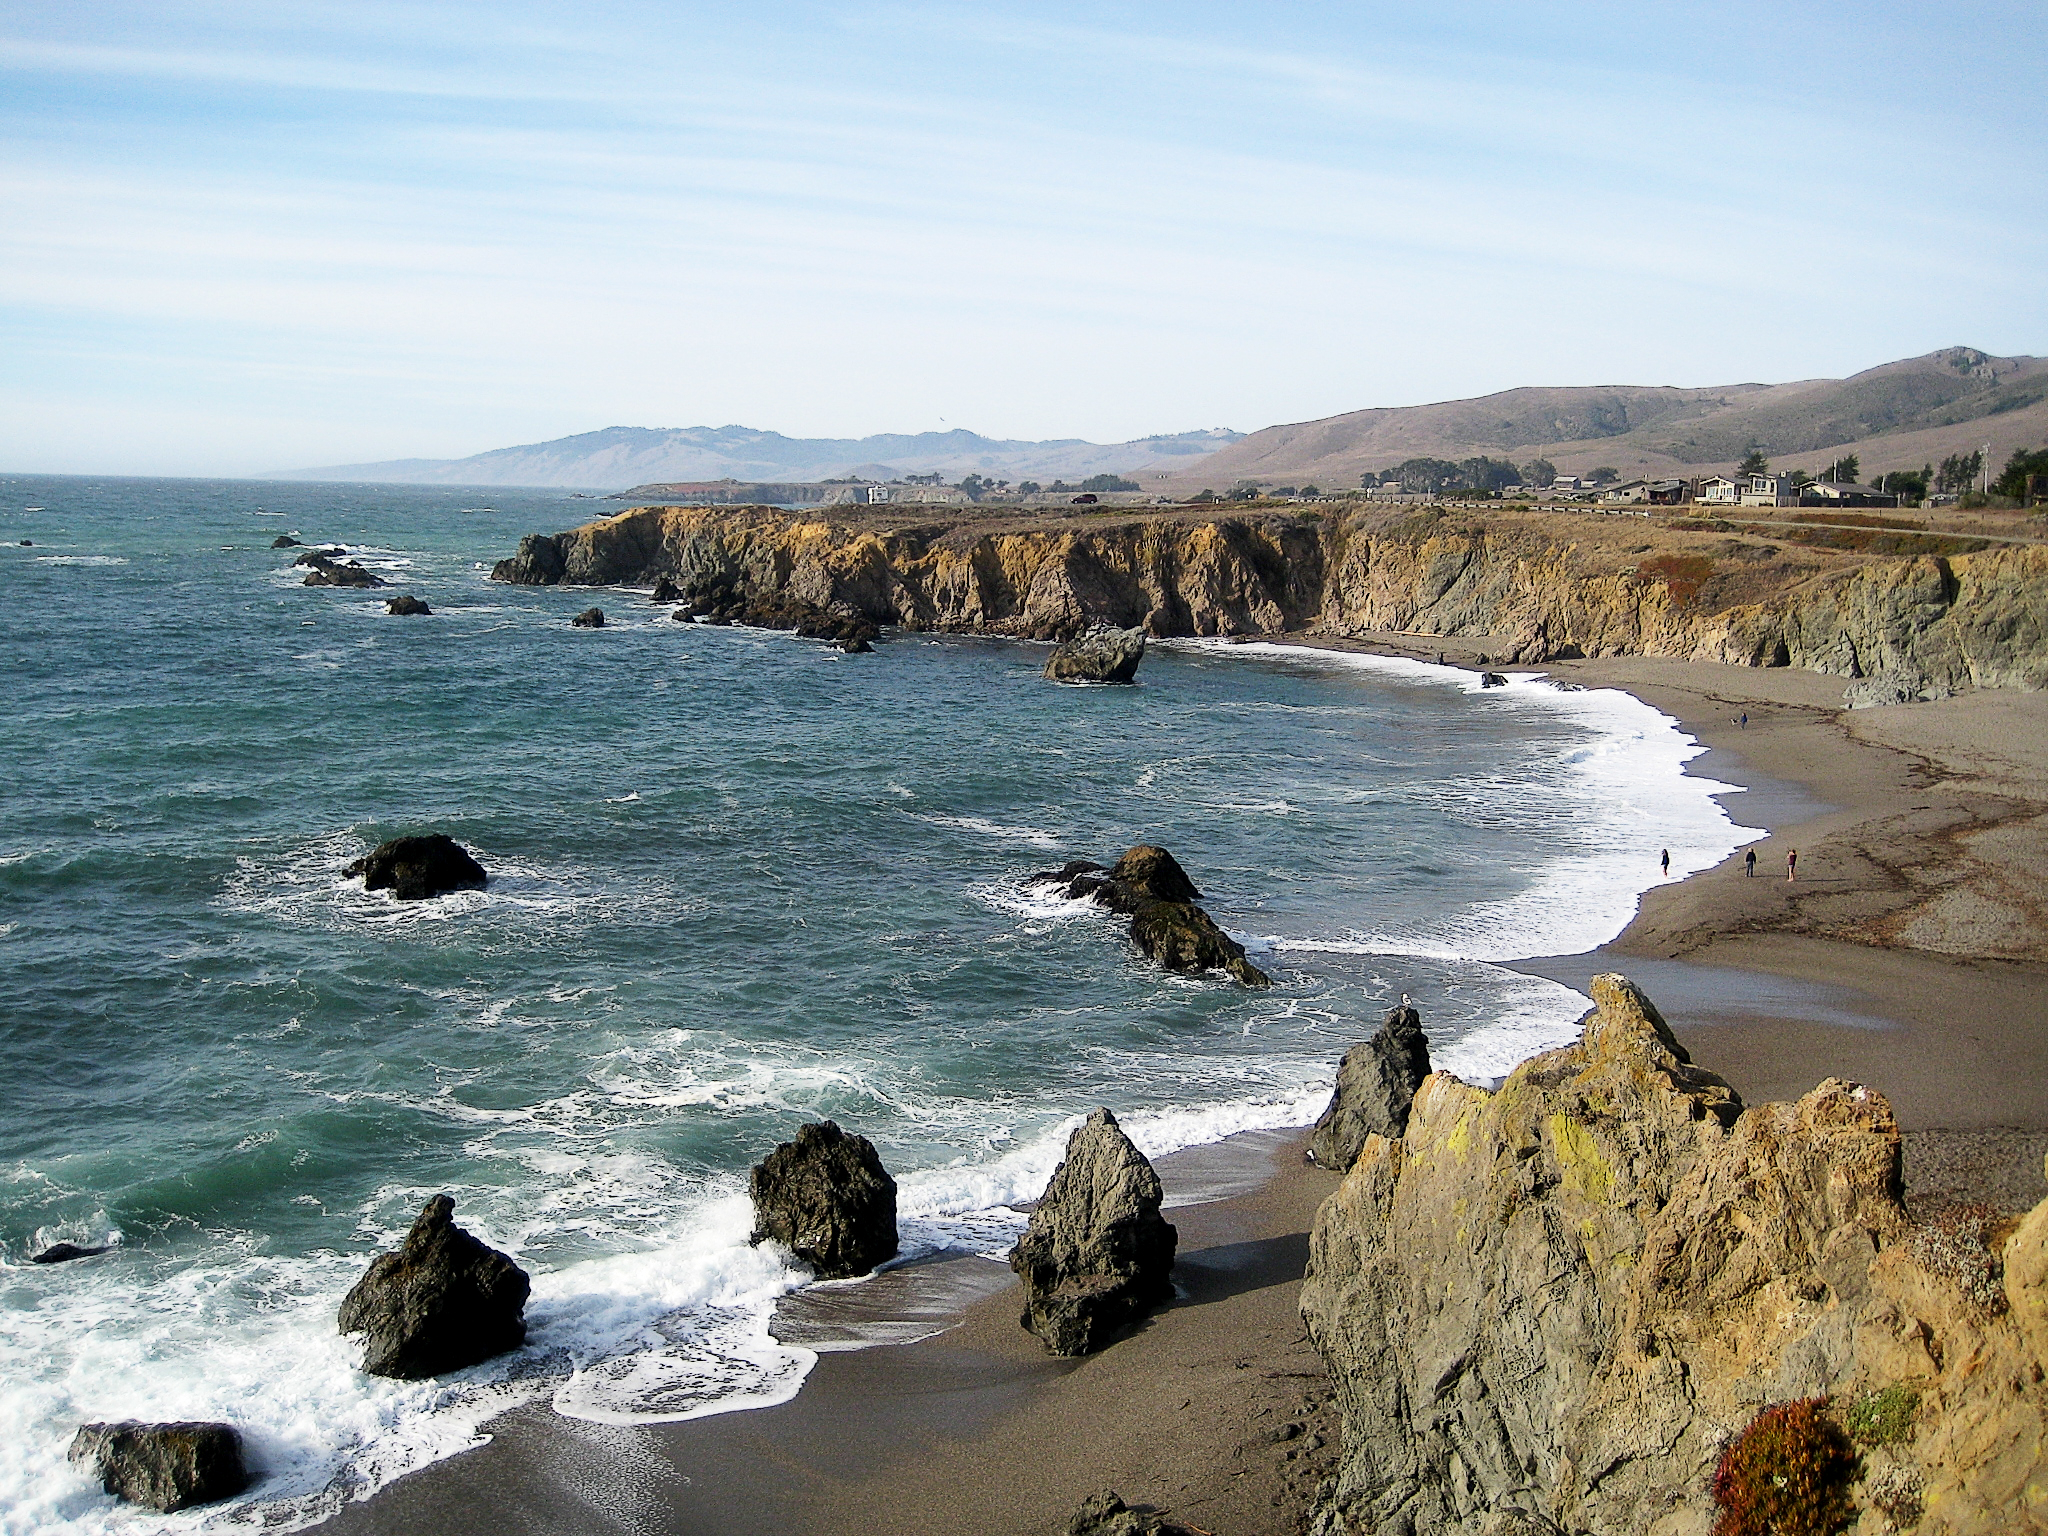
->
1300, 975, 2048, 1536
492, 503, 2048, 699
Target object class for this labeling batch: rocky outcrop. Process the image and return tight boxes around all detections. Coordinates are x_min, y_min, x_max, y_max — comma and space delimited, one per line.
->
385, 594, 431, 616
571, 607, 605, 628
1130, 901, 1271, 988
1027, 846, 1270, 986
298, 552, 385, 588
1299, 973, 2048, 1536
32, 1241, 110, 1264
1066, 1489, 1202, 1535
337, 1195, 530, 1379
271, 536, 301, 548
489, 504, 2048, 695
70, 1421, 249, 1512
749, 1120, 899, 1279
1305, 1003, 1431, 1171
1045, 624, 1147, 683
344, 834, 487, 901
651, 576, 680, 602
1009, 1108, 1178, 1355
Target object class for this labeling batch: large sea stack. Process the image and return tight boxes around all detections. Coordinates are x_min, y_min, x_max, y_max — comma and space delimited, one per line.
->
337, 1195, 530, 1379
344, 834, 487, 901
1305, 1002, 1432, 1171
69, 1421, 249, 1512
749, 1120, 899, 1279
1008, 1108, 1177, 1355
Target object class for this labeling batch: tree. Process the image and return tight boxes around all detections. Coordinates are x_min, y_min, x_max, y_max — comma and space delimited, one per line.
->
1588, 466, 1621, 486
1875, 467, 1930, 503
1994, 447, 2048, 503
1017, 481, 1042, 495
1520, 458, 1557, 489
1225, 484, 1260, 501
1736, 448, 1769, 477
1078, 473, 1139, 493
1822, 454, 1860, 484
1389, 457, 1463, 494
1935, 451, 1983, 495
1456, 456, 1521, 493
1785, 468, 1814, 488
1299, 484, 1321, 497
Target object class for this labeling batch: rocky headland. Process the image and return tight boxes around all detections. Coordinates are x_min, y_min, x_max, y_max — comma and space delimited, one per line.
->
490, 501, 2048, 703
1301, 974, 2048, 1536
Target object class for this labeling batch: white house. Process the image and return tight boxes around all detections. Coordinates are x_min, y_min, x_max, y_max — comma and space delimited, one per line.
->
1738, 473, 1802, 508
1697, 477, 1741, 504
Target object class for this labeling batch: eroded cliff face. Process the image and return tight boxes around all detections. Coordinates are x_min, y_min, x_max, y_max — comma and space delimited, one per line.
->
1298, 975, 2048, 1536
491, 504, 2048, 696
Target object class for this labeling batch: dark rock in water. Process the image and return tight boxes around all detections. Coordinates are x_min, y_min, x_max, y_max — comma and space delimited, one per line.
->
671, 608, 695, 622
490, 533, 567, 585
343, 834, 487, 901
840, 635, 873, 653
69, 1421, 249, 1512
1480, 671, 1508, 687
271, 536, 302, 549
749, 1121, 898, 1279
292, 548, 343, 564
298, 550, 385, 588
1044, 624, 1146, 684
1108, 845, 1200, 904
651, 577, 681, 602
1066, 1490, 1200, 1536
384, 594, 432, 616
19, 539, 31, 546
1008, 1108, 1177, 1355
1306, 1004, 1433, 1171
337, 1194, 529, 1379
32, 1241, 111, 1264
1130, 901, 1271, 987
571, 607, 605, 628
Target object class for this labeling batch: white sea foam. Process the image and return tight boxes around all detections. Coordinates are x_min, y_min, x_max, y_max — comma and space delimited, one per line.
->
1188, 641, 1759, 964
32, 556, 127, 567
910, 812, 1063, 850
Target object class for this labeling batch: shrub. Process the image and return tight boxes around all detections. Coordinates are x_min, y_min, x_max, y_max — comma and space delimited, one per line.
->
1910, 1202, 2009, 1312
1709, 1398, 1858, 1536
1635, 553, 1716, 607
1845, 1385, 1919, 1446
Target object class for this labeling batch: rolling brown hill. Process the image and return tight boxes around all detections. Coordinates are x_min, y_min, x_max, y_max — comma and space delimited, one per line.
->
1146, 346, 2048, 492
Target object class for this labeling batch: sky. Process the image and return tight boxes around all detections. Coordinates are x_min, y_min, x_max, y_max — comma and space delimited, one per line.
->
3, 1, 2044, 476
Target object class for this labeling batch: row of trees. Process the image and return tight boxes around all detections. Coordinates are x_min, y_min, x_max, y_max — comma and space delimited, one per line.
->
1730, 444, 2046, 503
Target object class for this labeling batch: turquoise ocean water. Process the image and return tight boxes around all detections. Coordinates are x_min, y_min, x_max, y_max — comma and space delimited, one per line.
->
0, 475, 1754, 1532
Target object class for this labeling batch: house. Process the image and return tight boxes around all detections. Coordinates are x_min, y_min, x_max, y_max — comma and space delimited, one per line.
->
1801, 481, 1899, 509
1697, 477, 1740, 504
1601, 480, 1650, 503
865, 485, 892, 504
1738, 473, 1803, 508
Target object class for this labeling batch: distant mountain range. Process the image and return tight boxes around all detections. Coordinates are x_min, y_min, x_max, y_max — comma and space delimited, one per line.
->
1146, 347, 2048, 492
286, 347, 2047, 497
287, 425, 1244, 489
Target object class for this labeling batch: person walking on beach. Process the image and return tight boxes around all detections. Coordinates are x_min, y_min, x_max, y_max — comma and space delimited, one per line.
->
1660, 848, 1670, 876
1745, 848, 1756, 877
1740, 712, 1748, 728
1787, 848, 1798, 881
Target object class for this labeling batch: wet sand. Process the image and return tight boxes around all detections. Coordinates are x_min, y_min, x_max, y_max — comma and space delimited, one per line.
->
311, 650, 2048, 1536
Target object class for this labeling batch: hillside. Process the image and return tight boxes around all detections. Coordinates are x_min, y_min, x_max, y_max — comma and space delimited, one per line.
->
286, 424, 1243, 489
1150, 347, 2048, 492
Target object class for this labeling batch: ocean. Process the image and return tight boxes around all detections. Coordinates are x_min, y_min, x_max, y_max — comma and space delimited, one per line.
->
0, 475, 1755, 1532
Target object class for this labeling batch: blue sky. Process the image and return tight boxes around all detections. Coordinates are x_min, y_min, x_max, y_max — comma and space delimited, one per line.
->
3, 1, 2043, 474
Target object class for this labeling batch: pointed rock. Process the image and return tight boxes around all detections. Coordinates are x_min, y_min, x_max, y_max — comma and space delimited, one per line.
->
749, 1121, 899, 1279
1009, 1108, 1177, 1355
1045, 624, 1146, 683
337, 1195, 529, 1379
1307, 1004, 1433, 1171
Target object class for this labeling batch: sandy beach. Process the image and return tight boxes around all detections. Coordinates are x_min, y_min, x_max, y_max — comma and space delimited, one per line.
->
312, 647, 2048, 1536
